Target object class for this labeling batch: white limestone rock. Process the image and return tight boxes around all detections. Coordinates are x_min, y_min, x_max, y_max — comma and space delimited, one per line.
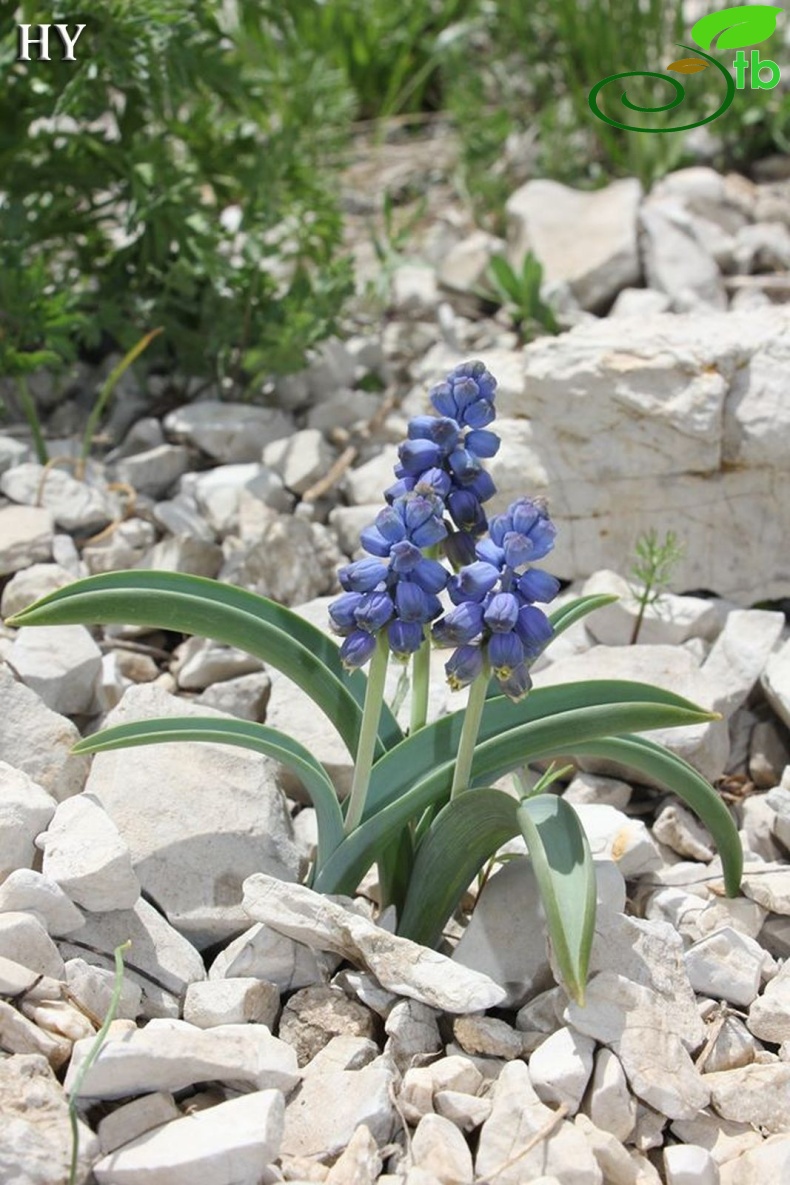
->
533, 646, 729, 783
0, 562, 73, 619
700, 1015, 762, 1075
40, 792, 140, 912
278, 984, 376, 1067
670, 1112, 763, 1167
748, 958, 790, 1045
572, 803, 662, 877
0, 998, 72, 1069
489, 308, 790, 602
324, 1124, 382, 1185
452, 1013, 524, 1060
505, 178, 642, 310
451, 858, 552, 1008
574, 1113, 659, 1185
172, 634, 264, 690
58, 895, 206, 1018
0, 761, 56, 880
438, 229, 505, 295
1, 462, 115, 532
0, 664, 89, 801
0, 868, 83, 935
344, 445, 400, 505
410, 1113, 474, 1185
183, 976, 280, 1029
566, 972, 709, 1120
65, 1016, 299, 1099
97, 1091, 180, 1155
5, 623, 102, 716
434, 1091, 492, 1132
0, 911, 65, 978
93, 1089, 285, 1185
736, 860, 790, 914
563, 771, 633, 809
84, 683, 302, 947
302, 1034, 379, 1077
609, 287, 672, 317
653, 801, 715, 862
65, 957, 143, 1022
164, 400, 293, 462
475, 1059, 603, 1185
762, 638, 790, 731
113, 443, 190, 498
219, 510, 341, 607
0, 504, 53, 575
703, 1063, 790, 1134
664, 1143, 720, 1185
529, 1025, 595, 1113
243, 875, 506, 1013
640, 198, 727, 311
188, 462, 291, 535
717, 1135, 790, 1184
684, 928, 765, 1008
263, 428, 334, 495
209, 921, 334, 991
0, 1053, 99, 1185
702, 609, 785, 717
581, 570, 719, 647
281, 1063, 397, 1159
391, 264, 440, 315
385, 998, 442, 1069
585, 1046, 637, 1142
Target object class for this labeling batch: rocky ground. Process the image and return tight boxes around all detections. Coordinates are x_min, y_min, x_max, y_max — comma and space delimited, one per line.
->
1, 147, 790, 1183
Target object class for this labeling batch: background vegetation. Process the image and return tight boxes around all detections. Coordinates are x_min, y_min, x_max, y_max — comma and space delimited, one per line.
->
1, 0, 788, 403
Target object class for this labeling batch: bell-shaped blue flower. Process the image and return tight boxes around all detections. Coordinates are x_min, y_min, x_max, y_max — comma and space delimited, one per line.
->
432, 600, 485, 645
517, 569, 561, 604
496, 661, 532, 702
447, 489, 487, 535
448, 561, 500, 605
484, 592, 520, 633
340, 629, 378, 670
445, 643, 485, 691
515, 604, 554, 656
430, 360, 497, 430
488, 631, 525, 680
410, 556, 449, 594
388, 618, 424, 661
355, 592, 395, 633
399, 438, 443, 476
328, 591, 365, 634
339, 557, 388, 593
465, 429, 500, 459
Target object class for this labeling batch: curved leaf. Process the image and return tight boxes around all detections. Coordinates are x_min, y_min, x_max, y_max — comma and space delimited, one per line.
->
71, 716, 346, 872
365, 679, 715, 820
517, 794, 597, 1005
397, 789, 521, 946
667, 57, 709, 72
691, 4, 782, 50
568, 734, 743, 897
547, 593, 619, 637
316, 697, 717, 894
5, 570, 402, 757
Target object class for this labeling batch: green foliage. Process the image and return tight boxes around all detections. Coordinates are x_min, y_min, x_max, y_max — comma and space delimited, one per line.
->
8, 577, 742, 1005
485, 253, 560, 341
281, 0, 478, 120
0, 1, 352, 386
628, 528, 686, 644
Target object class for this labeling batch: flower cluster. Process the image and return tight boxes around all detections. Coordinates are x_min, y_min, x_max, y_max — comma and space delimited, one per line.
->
432, 497, 559, 701
328, 359, 560, 701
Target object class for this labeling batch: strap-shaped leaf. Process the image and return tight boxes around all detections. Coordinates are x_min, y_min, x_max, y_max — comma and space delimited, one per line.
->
517, 793, 596, 1006
365, 680, 713, 820
568, 734, 743, 897
397, 788, 520, 946
548, 593, 619, 637
316, 697, 716, 894
6, 570, 402, 757
71, 716, 345, 872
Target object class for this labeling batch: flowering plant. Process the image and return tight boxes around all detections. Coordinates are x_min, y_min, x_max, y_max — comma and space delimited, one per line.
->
6, 361, 742, 1003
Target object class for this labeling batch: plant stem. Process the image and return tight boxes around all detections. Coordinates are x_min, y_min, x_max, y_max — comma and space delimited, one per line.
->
17, 374, 48, 464
68, 939, 130, 1185
450, 670, 489, 800
344, 632, 389, 835
79, 327, 162, 476
409, 632, 430, 735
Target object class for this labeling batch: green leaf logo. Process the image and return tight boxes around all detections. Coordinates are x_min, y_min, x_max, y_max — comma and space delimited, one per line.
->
691, 4, 783, 50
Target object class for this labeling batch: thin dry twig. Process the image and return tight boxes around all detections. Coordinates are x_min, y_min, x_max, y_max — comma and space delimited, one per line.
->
79, 481, 137, 547
35, 455, 80, 506
302, 445, 358, 503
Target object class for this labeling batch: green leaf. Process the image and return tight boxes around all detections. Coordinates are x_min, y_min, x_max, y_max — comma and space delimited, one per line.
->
71, 716, 345, 873
691, 4, 782, 49
487, 254, 523, 304
517, 793, 597, 1005
365, 679, 713, 820
397, 788, 520, 946
5, 570, 402, 759
568, 734, 743, 897
316, 694, 717, 895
